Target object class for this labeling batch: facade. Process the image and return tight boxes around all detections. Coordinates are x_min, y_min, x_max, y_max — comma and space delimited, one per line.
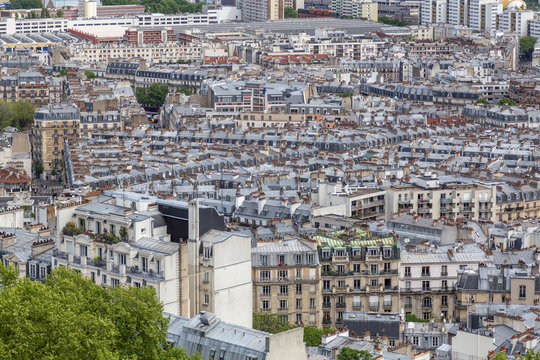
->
188, 201, 253, 328
400, 243, 491, 322
0, 72, 63, 105
79, 111, 123, 134
330, 0, 379, 21
241, 0, 284, 22
313, 227, 400, 328
252, 239, 322, 327
384, 176, 496, 222
32, 104, 80, 177
455, 266, 540, 322
123, 27, 176, 45
52, 196, 187, 315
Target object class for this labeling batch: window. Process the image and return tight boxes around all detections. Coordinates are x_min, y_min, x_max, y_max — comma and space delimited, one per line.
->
204, 272, 209, 283
354, 279, 361, 289
433, 337, 439, 347
405, 267, 411, 277
442, 280, 448, 289
279, 300, 288, 310
296, 269, 302, 279
260, 255, 268, 265
296, 298, 302, 309
219, 350, 225, 360
102, 274, 107, 285
204, 294, 209, 305
310, 298, 316, 309
277, 254, 285, 264
371, 279, 378, 286
296, 314, 302, 324
134, 282, 141, 288
353, 263, 361, 273
412, 336, 419, 346
112, 278, 120, 287
29, 264, 36, 277
295, 254, 302, 264
489, 294, 494, 303
337, 265, 345, 275
296, 284, 302, 294
277, 270, 288, 280
422, 297, 432, 308
262, 300, 269, 310
323, 280, 330, 291
118, 253, 126, 265
422, 266, 430, 276
441, 265, 448, 276
384, 262, 391, 272
203, 247, 211, 259
262, 285, 270, 296
423, 312, 431, 321
80, 245, 87, 257
141, 257, 148, 272
156, 260, 161, 274
442, 295, 448, 306
383, 248, 392, 258
279, 285, 288, 295
422, 280, 430, 290
405, 296, 412, 307
370, 264, 378, 274
260, 270, 270, 281
519, 285, 526, 298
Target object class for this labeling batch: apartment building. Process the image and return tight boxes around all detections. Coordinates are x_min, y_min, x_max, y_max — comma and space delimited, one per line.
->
0, 72, 63, 105
52, 197, 186, 315
79, 110, 123, 134
498, 9, 534, 37
495, 185, 540, 222
32, 104, 80, 178
252, 239, 321, 327
313, 227, 400, 328
123, 27, 176, 45
400, 242, 491, 322
319, 187, 386, 221
241, 0, 284, 22
330, 0, 379, 21
455, 266, 540, 322
384, 174, 496, 222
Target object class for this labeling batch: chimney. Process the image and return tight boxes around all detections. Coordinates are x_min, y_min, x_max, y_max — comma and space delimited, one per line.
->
188, 199, 199, 241
32, 238, 55, 257
0, 232, 16, 249
258, 196, 267, 214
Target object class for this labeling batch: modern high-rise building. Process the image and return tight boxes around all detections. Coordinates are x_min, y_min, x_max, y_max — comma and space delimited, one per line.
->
330, 0, 378, 21
240, 0, 284, 22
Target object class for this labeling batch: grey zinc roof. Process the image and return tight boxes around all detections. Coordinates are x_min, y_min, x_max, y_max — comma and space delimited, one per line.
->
132, 238, 179, 255
200, 229, 249, 244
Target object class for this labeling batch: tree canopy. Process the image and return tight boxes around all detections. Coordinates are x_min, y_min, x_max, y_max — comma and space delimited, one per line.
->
378, 16, 408, 27
303, 326, 335, 346
475, 97, 490, 105
0, 100, 35, 131
7, 0, 42, 9
102, 0, 204, 14
136, 83, 169, 108
252, 312, 294, 334
497, 97, 518, 106
0, 264, 201, 360
519, 36, 537, 60
337, 348, 374, 360
84, 70, 96, 79
284, 7, 298, 18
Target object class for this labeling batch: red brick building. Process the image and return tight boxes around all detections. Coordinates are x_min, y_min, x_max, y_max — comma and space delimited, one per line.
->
123, 27, 176, 45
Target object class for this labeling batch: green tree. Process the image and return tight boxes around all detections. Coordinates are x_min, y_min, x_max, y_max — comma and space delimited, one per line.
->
492, 352, 509, 360
0, 265, 201, 360
33, 160, 44, 177
252, 312, 294, 334
475, 97, 490, 105
40, 7, 51, 18
58, 68, 67, 77
519, 36, 537, 60
405, 313, 428, 322
7, 0, 42, 9
178, 86, 191, 96
14, 13, 19, 19
10, 101, 34, 130
56, 8, 64, 17
84, 70, 96, 79
378, 16, 408, 26
338, 348, 374, 360
497, 97, 517, 106
0, 101, 13, 129
284, 6, 297, 18
137, 83, 169, 108
303, 326, 335, 346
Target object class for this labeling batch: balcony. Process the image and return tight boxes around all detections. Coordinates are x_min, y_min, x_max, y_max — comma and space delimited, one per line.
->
322, 318, 332, 325
332, 254, 349, 262
336, 302, 346, 308
404, 303, 412, 308
323, 302, 332, 309
441, 272, 448, 276
384, 301, 392, 307
352, 302, 362, 309
441, 198, 452, 203
277, 307, 289, 312
422, 304, 433, 309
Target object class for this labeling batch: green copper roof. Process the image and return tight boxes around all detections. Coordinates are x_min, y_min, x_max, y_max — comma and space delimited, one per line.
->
312, 227, 397, 248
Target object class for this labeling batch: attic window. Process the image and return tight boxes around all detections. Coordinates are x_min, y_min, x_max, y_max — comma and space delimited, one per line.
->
203, 247, 211, 259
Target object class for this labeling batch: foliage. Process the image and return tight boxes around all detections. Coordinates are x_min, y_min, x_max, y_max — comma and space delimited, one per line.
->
0, 265, 201, 360
84, 70, 96, 79
338, 92, 354, 98
497, 97, 517, 106
58, 68, 67, 77
519, 36, 537, 60
405, 313, 428, 322
177, 86, 192, 96
0, 100, 35, 130
7, 0, 42, 9
284, 6, 297, 18
0, 263, 18, 288
119, 226, 128, 241
252, 312, 295, 334
62, 221, 81, 236
177, 59, 191, 64
27, 10, 39, 18
492, 352, 509, 360
40, 7, 51, 18
103, 0, 205, 14
378, 16, 408, 27
303, 326, 335, 346
33, 160, 44, 176
136, 83, 169, 108
475, 97, 490, 105
56, 8, 64, 17
338, 348, 374, 360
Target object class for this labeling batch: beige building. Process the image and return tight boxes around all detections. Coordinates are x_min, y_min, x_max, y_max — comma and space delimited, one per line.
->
32, 104, 80, 178
384, 174, 496, 222
313, 227, 400, 328
188, 201, 253, 328
252, 238, 321, 327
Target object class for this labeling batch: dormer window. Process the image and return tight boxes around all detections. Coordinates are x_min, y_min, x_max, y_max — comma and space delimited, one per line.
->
203, 247, 211, 259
